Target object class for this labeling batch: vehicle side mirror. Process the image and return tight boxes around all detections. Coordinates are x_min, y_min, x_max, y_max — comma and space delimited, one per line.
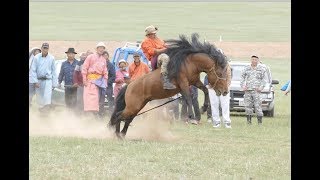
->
272, 79, 279, 85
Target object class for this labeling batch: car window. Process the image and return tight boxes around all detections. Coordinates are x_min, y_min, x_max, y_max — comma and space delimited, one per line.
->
127, 54, 134, 65
231, 65, 245, 81
264, 68, 271, 83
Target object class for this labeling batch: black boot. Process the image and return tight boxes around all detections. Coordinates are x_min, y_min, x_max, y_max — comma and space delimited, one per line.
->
161, 73, 176, 90
257, 116, 263, 124
247, 115, 252, 124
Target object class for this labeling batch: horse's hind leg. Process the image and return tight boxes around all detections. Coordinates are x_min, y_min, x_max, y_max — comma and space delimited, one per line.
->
114, 111, 124, 139
115, 121, 122, 139
120, 117, 134, 137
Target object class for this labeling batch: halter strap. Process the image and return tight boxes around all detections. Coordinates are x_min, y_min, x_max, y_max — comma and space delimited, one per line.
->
207, 65, 227, 89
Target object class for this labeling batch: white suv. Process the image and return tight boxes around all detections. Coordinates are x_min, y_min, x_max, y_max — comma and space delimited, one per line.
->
229, 61, 279, 117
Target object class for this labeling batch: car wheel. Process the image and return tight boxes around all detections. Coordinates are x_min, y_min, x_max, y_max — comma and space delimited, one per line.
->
263, 107, 274, 117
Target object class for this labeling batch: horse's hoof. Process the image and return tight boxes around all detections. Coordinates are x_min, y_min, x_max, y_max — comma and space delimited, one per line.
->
189, 119, 199, 125
115, 133, 124, 140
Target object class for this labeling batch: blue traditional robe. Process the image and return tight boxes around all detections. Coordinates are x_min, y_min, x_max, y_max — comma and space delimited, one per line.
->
30, 53, 58, 108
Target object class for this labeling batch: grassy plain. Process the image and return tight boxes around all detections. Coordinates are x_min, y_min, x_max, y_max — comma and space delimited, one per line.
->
29, 2, 291, 179
30, 2, 290, 42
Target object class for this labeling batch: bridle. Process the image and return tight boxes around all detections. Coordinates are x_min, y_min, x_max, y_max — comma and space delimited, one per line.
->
207, 66, 227, 89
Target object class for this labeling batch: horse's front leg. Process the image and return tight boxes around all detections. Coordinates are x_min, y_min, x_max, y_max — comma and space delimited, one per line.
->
194, 80, 209, 113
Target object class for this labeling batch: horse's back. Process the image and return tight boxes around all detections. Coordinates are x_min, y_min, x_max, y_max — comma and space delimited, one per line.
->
126, 69, 180, 101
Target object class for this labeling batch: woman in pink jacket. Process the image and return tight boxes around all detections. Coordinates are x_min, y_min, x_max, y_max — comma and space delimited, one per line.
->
114, 59, 130, 98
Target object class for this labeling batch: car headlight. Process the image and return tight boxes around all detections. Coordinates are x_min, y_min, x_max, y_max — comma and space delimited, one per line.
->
261, 93, 273, 99
260, 93, 268, 99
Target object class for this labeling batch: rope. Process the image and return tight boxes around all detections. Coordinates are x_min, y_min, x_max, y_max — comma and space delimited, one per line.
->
136, 96, 182, 116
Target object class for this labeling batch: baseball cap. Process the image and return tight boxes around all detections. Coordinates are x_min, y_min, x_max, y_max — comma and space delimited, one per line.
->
41, 42, 49, 48
145, 25, 158, 36
133, 52, 140, 57
96, 42, 106, 48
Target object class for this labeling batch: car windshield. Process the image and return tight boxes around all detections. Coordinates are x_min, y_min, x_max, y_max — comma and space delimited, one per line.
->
231, 65, 246, 81
231, 64, 271, 82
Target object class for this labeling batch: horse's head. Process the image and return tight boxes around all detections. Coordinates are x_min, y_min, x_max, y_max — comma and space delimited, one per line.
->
207, 63, 229, 96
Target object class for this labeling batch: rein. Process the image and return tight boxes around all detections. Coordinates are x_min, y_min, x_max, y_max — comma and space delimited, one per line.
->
136, 96, 182, 116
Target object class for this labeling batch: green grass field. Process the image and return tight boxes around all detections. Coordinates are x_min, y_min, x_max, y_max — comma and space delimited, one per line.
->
30, 58, 291, 179
30, 2, 290, 41
30, 2, 291, 179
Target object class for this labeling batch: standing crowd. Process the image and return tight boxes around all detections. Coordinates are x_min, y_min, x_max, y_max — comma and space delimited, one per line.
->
29, 25, 271, 127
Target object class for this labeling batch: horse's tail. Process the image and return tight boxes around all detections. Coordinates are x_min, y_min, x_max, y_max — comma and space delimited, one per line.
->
109, 85, 128, 127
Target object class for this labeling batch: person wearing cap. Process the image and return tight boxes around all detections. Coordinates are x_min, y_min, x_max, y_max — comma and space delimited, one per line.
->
29, 42, 58, 113
102, 51, 116, 111
128, 52, 150, 81
141, 25, 176, 89
29, 47, 41, 107
240, 55, 267, 125
81, 42, 108, 116
58, 48, 79, 110
73, 51, 88, 114
114, 59, 129, 98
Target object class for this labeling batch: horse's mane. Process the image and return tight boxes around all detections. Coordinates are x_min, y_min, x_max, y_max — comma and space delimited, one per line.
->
166, 33, 227, 80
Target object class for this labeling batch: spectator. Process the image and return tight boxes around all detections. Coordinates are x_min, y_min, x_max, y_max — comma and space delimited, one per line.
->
240, 55, 267, 125
58, 48, 79, 110
81, 42, 108, 118
73, 52, 88, 114
208, 63, 232, 128
181, 85, 201, 125
281, 80, 291, 95
114, 59, 129, 98
29, 47, 41, 107
29, 43, 58, 114
128, 52, 150, 81
103, 51, 116, 111
284, 80, 291, 95
141, 25, 175, 89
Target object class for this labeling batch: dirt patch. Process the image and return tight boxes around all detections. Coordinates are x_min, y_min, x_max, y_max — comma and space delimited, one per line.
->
29, 41, 290, 60
29, 100, 178, 142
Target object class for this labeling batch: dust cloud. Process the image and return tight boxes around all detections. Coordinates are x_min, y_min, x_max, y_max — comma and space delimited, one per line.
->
29, 101, 179, 141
